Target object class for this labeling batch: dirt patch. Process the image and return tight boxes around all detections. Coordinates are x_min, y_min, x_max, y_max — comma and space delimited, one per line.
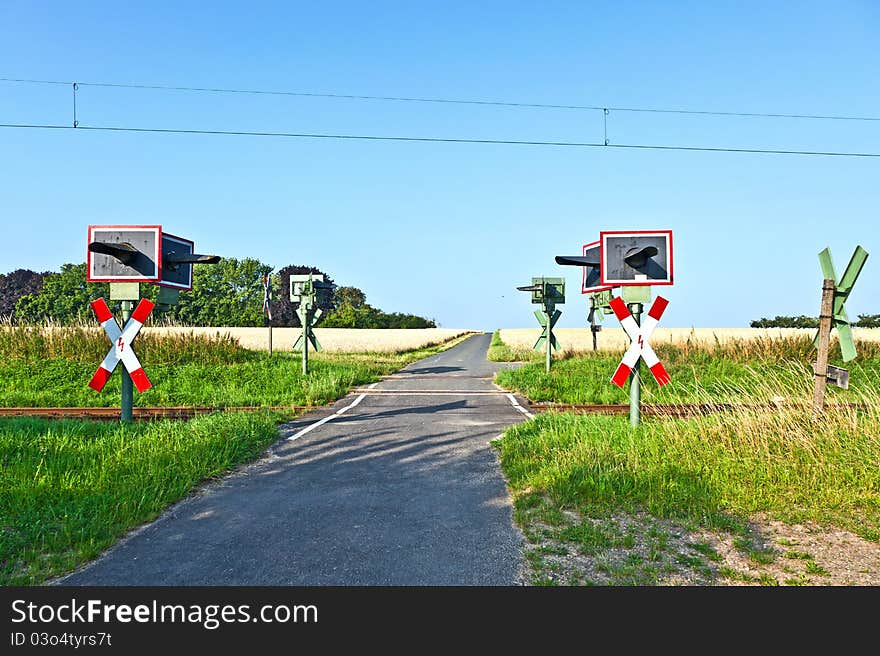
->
517, 501, 880, 586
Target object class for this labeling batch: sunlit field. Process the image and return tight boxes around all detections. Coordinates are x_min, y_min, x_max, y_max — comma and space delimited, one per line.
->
141, 327, 474, 353
0, 324, 475, 354
498, 327, 880, 354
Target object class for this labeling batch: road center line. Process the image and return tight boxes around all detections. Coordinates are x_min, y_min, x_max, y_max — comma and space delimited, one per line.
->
286, 393, 366, 442
506, 393, 534, 419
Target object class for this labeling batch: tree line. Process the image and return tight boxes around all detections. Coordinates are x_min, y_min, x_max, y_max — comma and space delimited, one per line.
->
0, 260, 436, 328
750, 314, 880, 328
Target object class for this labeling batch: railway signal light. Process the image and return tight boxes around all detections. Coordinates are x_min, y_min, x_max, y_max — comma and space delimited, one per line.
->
517, 276, 565, 372
290, 273, 332, 374
85, 225, 222, 420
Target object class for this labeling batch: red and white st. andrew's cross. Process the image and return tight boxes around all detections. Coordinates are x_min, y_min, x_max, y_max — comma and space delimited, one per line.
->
609, 295, 672, 388
88, 297, 155, 393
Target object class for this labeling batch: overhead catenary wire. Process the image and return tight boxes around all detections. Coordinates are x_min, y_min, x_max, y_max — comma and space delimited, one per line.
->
2, 76, 879, 122
1, 122, 879, 158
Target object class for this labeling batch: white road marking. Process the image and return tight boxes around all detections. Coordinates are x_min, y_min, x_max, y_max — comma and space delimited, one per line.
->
506, 393, 534, 419
359, 389, 507, 395
368, 382, 379, 389
286, 393, 366, 442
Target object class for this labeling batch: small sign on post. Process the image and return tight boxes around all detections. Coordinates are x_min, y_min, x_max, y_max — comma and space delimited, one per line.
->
517, 277, 565, 372
290, 273, 331, 374
86, 225, 221, 420
600, 230, 675, 427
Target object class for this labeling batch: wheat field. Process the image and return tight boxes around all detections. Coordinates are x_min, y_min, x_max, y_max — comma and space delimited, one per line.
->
139, 327, 474, 353
498, 327, 880, 353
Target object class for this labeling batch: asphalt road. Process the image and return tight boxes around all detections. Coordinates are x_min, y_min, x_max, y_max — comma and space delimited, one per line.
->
58, 332, 532, 585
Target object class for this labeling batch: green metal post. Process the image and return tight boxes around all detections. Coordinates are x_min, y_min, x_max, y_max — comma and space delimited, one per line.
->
628, 303, 642, 427
120, 300, 133, 422
545, 304, 553, 373
301, 310, 309, 375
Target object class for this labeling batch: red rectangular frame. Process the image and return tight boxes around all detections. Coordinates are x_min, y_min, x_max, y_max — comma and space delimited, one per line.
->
87, 224, 162, 283
599, 229, 674, 287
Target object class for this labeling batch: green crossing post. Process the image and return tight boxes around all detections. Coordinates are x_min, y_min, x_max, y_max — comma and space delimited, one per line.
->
813, 246, 868, 362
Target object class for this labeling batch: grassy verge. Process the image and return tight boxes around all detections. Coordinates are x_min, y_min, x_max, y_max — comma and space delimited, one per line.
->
494, 335, 880, 405
0, 412, 284, 585
0, 329, 473, 585
486, 329, 542, 363
0, 329, 475, 407
491, 334, 880, 585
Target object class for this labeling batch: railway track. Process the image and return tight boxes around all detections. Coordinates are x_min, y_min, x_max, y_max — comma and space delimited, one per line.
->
0, 401, 870, 421
526, 401, 871, 417
0, 406, 314, 421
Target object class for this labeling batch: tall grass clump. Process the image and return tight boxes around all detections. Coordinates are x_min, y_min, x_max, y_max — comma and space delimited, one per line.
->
486, 330, 542, 363
496, 364, 880, 542
494, 332, 880, 405
0, 321, 249, 365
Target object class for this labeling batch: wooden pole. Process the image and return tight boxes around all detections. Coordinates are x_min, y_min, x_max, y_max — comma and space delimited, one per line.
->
812, 278, 835, 416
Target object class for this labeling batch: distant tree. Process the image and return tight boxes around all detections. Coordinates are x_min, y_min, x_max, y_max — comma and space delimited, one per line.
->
272, 265, 337, 327
0, 269, 50, 319
334, 286, 367, 309
15, 263, 110, 323
856, 314, 880, 328
170, 257, 272, 327
322, 285, 436, 328
750, 315, 819, 328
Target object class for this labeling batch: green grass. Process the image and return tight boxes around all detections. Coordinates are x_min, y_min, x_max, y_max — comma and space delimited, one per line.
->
493, 334, 880, 405
494, 400, 880, 543
0, 327, 471, 585
493, 332, 880, 587
805, 561, 830, 576
0, 412, 283, 585
486, 329, 542, 363
0, 330, 473, 407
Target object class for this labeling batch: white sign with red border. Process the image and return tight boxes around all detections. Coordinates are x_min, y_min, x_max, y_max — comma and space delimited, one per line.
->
88, 297, 155, 393
87, 225, 162, 283
600, 229, 673, 287
609, 295, 671, 388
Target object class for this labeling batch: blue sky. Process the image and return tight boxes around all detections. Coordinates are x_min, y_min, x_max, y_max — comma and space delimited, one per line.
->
1, 1, 878, 330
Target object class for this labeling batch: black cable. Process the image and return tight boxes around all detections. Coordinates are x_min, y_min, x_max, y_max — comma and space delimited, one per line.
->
2, 76, 878, 122
2, 122, 878, 157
